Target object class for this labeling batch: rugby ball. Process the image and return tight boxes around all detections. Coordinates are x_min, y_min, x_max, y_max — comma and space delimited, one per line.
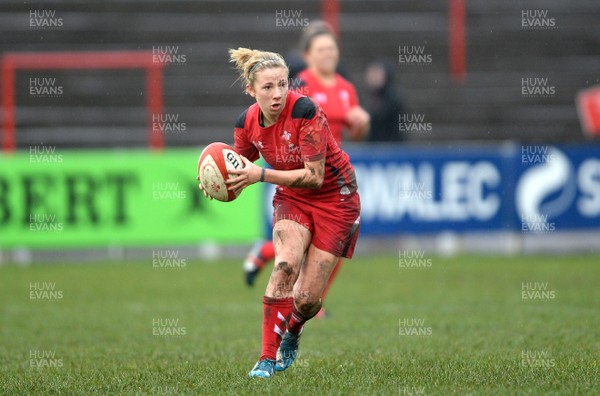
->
197, 142, 244, 202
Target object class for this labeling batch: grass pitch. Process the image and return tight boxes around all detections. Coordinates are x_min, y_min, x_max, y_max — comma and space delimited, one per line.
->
1, 254, 598, 395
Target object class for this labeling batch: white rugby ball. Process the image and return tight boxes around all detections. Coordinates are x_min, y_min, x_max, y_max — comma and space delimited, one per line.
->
197, 142, 244, 202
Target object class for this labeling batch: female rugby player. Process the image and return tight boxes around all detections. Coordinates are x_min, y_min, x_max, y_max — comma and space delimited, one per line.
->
243, 22, 369, 319
297, 23, 370, 143
200, 47, 361, 378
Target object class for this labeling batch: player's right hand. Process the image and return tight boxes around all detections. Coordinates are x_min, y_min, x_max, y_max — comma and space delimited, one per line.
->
196, 176, 213, 200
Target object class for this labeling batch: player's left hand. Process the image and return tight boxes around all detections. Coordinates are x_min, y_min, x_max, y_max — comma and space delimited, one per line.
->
226, 155, 261, 193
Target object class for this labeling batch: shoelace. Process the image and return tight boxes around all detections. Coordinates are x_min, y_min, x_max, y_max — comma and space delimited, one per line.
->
257, 359, 275, 370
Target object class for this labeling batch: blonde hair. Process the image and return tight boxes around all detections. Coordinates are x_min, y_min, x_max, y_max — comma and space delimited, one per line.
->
228, 47, 288, 92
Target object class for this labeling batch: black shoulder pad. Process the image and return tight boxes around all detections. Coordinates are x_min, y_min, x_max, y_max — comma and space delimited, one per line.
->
235, 109, 248, 128
291, 96, 316, 120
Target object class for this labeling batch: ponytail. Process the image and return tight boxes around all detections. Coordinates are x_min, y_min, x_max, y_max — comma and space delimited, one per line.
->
228, 47, 288, 92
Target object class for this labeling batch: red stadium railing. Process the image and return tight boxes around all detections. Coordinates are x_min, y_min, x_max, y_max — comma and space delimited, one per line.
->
321, 0, 340, 37
449, 0, 466, 84
320, 0, 467, 83
1, 51, 168, 152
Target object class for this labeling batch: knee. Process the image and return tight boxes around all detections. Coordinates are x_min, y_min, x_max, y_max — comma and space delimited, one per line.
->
293, 289, 321, 318
273, 259, 297, 280
269, 258, 299, 293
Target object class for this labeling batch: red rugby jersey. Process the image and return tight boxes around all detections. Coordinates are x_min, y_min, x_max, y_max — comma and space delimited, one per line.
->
296, 69, 359, 144
234, 90, 357, 201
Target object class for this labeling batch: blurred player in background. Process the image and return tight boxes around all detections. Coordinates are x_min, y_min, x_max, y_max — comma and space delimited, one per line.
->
243, 22, 369, 319
363, 58, 407, 142
220, 47, 360, 378
284, 20, 352, 81
296, 22, 370, 142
